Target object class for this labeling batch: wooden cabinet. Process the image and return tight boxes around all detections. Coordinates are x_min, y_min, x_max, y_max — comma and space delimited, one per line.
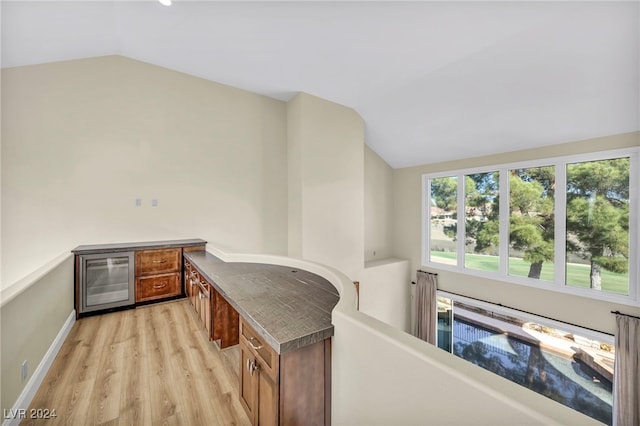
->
279, 338, 331, 426
197, 280, 212, 337
239, 343, 259, 422
73, 239, 207, 317
185, 265, 210, 334
185, 261, 199, 308
239, 319, 279, 426
136, 248, 181, 276
184, 259, 240, 349
136, 273, 181, 302
238, 319, 330, 426
184, 254, 332, 426
135, 248, 182, 303
184, 258, 240, 347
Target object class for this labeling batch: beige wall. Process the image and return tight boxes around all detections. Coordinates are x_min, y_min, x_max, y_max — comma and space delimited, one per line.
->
286, 93, 365, 281
359, 258, 410, 331
1, 56, 288, 288
393, 131, 640, 335
0, 255, 74, 413
364, 146, 394, 262
286, 94, 303, 260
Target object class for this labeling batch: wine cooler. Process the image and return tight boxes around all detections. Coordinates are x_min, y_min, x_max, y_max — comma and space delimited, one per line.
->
78, 252, 135, 314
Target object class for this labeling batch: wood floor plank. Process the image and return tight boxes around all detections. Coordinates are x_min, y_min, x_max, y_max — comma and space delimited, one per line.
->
89, 341, 124, 424
23, 300, 251, 426
167, 307, 211, 425
118, 308, 151, 425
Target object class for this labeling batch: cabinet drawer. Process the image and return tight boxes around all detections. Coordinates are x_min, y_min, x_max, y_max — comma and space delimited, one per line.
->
136, 248, 181, 275
136, 272, 181, 302
240, 319, 278, 380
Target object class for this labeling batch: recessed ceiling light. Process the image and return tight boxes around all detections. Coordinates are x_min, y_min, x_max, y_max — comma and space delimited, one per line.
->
158, 0, 172, 6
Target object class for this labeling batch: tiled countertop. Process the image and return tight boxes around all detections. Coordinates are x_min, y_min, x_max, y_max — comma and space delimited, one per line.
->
185, 251, 339, 354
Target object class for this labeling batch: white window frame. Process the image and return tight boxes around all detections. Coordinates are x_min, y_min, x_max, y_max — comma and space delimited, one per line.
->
423, 147, 640, 306
437, 290, 615, 345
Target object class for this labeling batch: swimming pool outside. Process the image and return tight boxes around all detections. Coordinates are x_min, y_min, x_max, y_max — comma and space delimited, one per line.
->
437, 301, 614, 425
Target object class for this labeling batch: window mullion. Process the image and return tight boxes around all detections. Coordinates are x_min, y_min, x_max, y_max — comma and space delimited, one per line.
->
423, 176, 430, 265
457, 174, 466, 268
629, 152, 639, 301
499, 168, 509, 275
555, 162, 567, 287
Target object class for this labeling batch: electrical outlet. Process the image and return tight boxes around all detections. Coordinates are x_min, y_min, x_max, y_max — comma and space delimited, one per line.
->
21, 360, 28, 382
151, 199, 158, 207
135, 198, 142, 207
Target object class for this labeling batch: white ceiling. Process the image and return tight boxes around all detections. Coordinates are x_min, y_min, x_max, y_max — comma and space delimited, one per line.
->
2, 1, 639, 168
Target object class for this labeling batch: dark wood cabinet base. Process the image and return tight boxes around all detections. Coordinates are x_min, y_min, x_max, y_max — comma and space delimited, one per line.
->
136, 272, 181, 302
184, 252, 334, 426
73, 239, 206, 318
239, 318, 331, 426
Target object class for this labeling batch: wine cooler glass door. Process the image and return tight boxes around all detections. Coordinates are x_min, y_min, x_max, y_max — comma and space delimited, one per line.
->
80, 252, 135, 313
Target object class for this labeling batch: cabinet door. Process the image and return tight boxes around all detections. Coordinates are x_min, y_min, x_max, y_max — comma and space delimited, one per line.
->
193, 282, 201, 317
258, 371, 278, 426
184, 263, 193, 300
189, 274, 199, 308
198, 284, 212, 339
239, 343, 259, 424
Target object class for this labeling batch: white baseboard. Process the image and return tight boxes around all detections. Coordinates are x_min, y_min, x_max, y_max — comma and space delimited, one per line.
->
2, 310, 75, 426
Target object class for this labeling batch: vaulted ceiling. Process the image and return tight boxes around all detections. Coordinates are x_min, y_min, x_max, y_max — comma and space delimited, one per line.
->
2, 1, 639, 168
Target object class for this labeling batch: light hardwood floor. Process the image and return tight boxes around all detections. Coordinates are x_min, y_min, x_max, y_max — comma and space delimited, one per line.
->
23, 300, 251, 426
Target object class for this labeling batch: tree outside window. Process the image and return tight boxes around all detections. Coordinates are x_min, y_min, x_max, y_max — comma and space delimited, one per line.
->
424, 150, 634, 301
509, 166, 555, 281
566, 158, 629, 294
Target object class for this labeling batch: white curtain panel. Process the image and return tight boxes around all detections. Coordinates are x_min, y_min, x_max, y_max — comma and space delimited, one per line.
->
413, 271, 437, 345
613, 314, 640, 426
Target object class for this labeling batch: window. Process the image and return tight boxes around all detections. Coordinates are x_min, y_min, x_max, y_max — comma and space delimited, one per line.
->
429, 176, 458, 265
437, 292, 615, 425
509, 166, 555, 281
465, 172, 500, 272
423, 148, 639, 304
566, 158, 630, 295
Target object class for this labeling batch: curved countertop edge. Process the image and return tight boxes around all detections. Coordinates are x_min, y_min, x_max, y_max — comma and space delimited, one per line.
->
185, 251, 340, 354
187, 245, 358, 354
205, 245, 354, 302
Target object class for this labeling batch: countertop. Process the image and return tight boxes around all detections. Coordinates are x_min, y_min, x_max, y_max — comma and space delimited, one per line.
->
184, 251, 339, 354
72, 239, 207, 254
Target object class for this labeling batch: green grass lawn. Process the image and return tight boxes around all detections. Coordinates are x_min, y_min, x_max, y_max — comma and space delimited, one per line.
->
430, 251, 629, 295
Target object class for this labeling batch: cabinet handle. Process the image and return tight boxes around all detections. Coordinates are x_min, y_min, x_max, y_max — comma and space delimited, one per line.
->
153, 283, 167, 289
249, 359, 259, 376
152, 259, 167, 264
246, 358, 251, 372
248, 337, 263, 350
